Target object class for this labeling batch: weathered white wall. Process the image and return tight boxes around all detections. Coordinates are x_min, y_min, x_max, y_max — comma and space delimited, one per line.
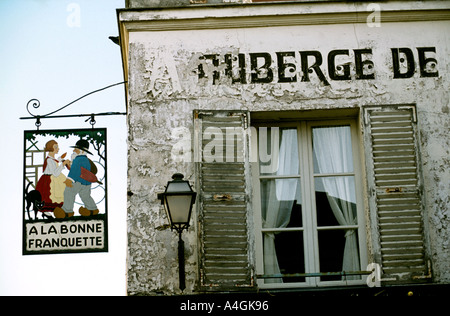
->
125, 17, 450, 294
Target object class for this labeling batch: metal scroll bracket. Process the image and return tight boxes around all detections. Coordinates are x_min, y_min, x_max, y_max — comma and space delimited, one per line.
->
20, 81, 127, 130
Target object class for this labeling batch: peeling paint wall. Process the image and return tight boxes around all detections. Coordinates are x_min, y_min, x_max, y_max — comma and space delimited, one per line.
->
123, 6, 450, 295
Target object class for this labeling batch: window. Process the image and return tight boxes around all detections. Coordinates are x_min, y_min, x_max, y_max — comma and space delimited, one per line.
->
194, 106, 429, 291
252, 119, 367, 288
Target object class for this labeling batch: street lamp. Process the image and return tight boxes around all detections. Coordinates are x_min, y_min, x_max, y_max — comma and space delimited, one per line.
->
157, 173, 197, 291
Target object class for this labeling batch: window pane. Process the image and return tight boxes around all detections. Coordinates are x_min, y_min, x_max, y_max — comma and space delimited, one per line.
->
255, 120, 365, 288
312, 126, 353, 174
260, 178, 302, 228
315, 176, 357, 227
263, 231, 305, 284
318, 230, 361, 281
259, 127, 299, 176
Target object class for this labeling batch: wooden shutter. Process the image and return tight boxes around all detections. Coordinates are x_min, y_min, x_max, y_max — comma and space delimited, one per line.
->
194, 110, 254, 290
364, 105, 431, 283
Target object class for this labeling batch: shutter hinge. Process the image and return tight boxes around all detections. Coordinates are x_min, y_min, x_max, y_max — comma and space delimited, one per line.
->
228, 112, 248, 129
364, 105, 417, 124
385, 187, 403, 193
364, 107, 382, 125
413, 260, 433, 280
243, 113, 248, 129
194, 110, 214, 119
213, 194, 233, 201
398, 105, 417, 122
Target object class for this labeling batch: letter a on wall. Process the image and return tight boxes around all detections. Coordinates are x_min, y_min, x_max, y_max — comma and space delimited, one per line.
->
23, 128, 108, 255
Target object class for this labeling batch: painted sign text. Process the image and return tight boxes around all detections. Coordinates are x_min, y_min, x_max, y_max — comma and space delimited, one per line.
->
196, 47, 438, 86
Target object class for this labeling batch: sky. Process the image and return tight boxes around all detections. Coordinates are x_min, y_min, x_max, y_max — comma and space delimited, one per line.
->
0, 0, 128, 295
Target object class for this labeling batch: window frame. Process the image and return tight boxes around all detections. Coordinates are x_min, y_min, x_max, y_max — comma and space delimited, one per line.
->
252, 118, 368, 289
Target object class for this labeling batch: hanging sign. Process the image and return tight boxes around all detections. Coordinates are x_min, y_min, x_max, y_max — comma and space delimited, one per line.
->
23, 128, 108, 255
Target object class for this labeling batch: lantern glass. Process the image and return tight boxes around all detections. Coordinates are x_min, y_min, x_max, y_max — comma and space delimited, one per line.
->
165, 194, 194, 224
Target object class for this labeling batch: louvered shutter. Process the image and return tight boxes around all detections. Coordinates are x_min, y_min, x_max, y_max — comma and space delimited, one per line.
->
364, 105, 431, 283
194, 110, 254, 290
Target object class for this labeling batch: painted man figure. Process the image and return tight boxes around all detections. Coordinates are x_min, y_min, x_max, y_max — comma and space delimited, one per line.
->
54, 140, 99, 219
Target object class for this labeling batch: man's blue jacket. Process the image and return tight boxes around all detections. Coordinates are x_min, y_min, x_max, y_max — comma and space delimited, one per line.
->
68, 155, 91, 185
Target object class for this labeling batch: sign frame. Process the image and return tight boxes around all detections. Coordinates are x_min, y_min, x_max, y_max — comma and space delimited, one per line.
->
22, 128, 108, 255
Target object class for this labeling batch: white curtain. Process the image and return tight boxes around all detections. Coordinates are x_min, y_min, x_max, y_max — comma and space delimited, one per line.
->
262, 129, 299, 283
313, 126, 360, 278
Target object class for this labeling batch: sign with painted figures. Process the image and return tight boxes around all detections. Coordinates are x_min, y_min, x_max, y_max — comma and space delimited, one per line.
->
23, 128, 108, 255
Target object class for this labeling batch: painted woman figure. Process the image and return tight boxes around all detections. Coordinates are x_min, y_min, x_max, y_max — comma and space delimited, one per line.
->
35, 140, 70, 216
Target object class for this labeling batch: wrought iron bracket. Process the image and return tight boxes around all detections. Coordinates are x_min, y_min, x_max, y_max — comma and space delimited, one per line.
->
20, 81, 127, 130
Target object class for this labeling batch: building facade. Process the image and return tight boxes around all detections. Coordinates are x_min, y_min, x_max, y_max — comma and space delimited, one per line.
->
118, 0, 450, 295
